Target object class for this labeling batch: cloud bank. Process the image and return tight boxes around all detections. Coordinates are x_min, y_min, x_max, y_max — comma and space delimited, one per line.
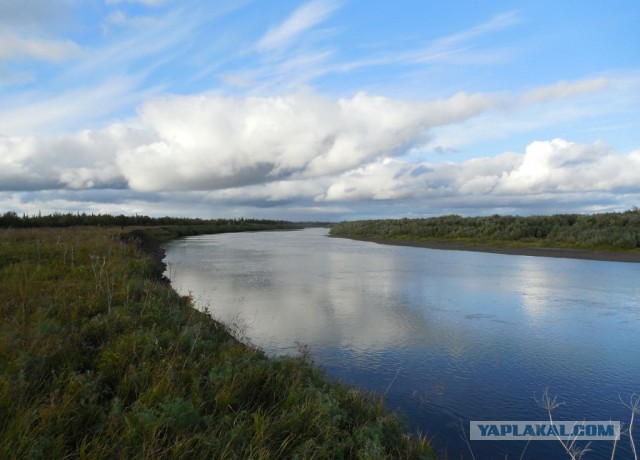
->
116, 90, 498, 192
2, 88, 639, 218
321, 139, 640, 202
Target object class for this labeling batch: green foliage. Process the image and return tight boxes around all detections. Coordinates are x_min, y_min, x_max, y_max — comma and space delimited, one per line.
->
330, 208, 640, 251
0, 211, 302, 230
0, 227, 434, 459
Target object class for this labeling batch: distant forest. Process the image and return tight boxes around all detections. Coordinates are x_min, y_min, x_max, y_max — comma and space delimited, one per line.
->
0, 211, 299, 230
330, 209, 640, 250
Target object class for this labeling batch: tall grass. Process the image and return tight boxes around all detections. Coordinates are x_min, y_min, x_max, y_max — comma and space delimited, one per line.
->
0, 226, 434, 459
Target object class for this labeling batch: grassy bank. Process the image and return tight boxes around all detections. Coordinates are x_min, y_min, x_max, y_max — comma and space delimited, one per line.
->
330, 210, 640, 253
0, 226, 434, 459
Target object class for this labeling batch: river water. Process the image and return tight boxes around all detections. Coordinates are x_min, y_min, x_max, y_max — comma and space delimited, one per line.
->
163, 228, 640, 459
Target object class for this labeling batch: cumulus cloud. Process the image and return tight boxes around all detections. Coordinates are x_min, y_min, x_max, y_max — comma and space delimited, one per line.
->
5, 89, 496, 193
320, 139, 640, 203
114, 90, 498, 191
2, 88, 639, 217
256, 0, 340, 52
321, 153, 519, 201
495, 139, 640, 193
0, 125, 150, 191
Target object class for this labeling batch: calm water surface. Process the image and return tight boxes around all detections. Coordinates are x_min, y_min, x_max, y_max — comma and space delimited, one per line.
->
163, 228, 640, 459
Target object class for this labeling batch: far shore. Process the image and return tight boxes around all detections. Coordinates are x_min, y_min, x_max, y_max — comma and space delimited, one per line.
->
332, 235, 640, 263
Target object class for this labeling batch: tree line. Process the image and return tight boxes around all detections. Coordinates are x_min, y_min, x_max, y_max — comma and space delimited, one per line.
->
330, 208, 640, 250
0, 211, 296, 229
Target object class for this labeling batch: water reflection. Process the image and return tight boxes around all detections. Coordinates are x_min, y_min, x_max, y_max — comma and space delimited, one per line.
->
164, 228, 640, 460
168, 230, 436, 355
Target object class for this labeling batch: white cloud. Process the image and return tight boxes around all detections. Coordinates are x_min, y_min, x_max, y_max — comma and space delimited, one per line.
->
0, 124, 150, 191
320, 139, 640, 203
256, 0, 340, 52
521, 78, 609, 105
205, 178, 329, 205
115, 89, 499, 191
0, 88, 501, 194
494, 139, 640, 194
0, 35, 83, 62
2, 85, 639, 217
2, 134, 639, 217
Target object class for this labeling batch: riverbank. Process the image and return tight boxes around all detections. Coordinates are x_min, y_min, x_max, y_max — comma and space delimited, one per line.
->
0, 226, 434, 459
329, 212, 640, 263
334, 235, 640, 263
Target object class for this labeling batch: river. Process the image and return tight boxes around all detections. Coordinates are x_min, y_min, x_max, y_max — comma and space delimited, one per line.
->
163, 227, 640, 459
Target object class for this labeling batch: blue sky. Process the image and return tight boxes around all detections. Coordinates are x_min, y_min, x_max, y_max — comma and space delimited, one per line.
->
1, 0, 639, 219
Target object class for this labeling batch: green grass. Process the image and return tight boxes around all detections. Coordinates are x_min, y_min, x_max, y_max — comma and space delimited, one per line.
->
0, 226, 434, 459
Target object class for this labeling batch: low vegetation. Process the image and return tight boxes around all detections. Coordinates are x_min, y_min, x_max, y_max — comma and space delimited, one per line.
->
0, 211, 303, 231
0, 222, 434, 459
330, 209, 640, 251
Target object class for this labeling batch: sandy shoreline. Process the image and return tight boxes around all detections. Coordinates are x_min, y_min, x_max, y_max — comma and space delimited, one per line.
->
332, 235, 640, 263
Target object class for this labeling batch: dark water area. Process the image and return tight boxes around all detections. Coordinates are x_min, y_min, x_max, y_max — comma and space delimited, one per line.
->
163, 228, 640, 459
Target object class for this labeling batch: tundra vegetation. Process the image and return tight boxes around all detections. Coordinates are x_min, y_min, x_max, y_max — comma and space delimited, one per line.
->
0, 218, 434, 459
330, 209, 640, 251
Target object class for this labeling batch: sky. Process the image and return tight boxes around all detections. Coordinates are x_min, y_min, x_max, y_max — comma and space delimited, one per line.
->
1, 0, 640, 220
